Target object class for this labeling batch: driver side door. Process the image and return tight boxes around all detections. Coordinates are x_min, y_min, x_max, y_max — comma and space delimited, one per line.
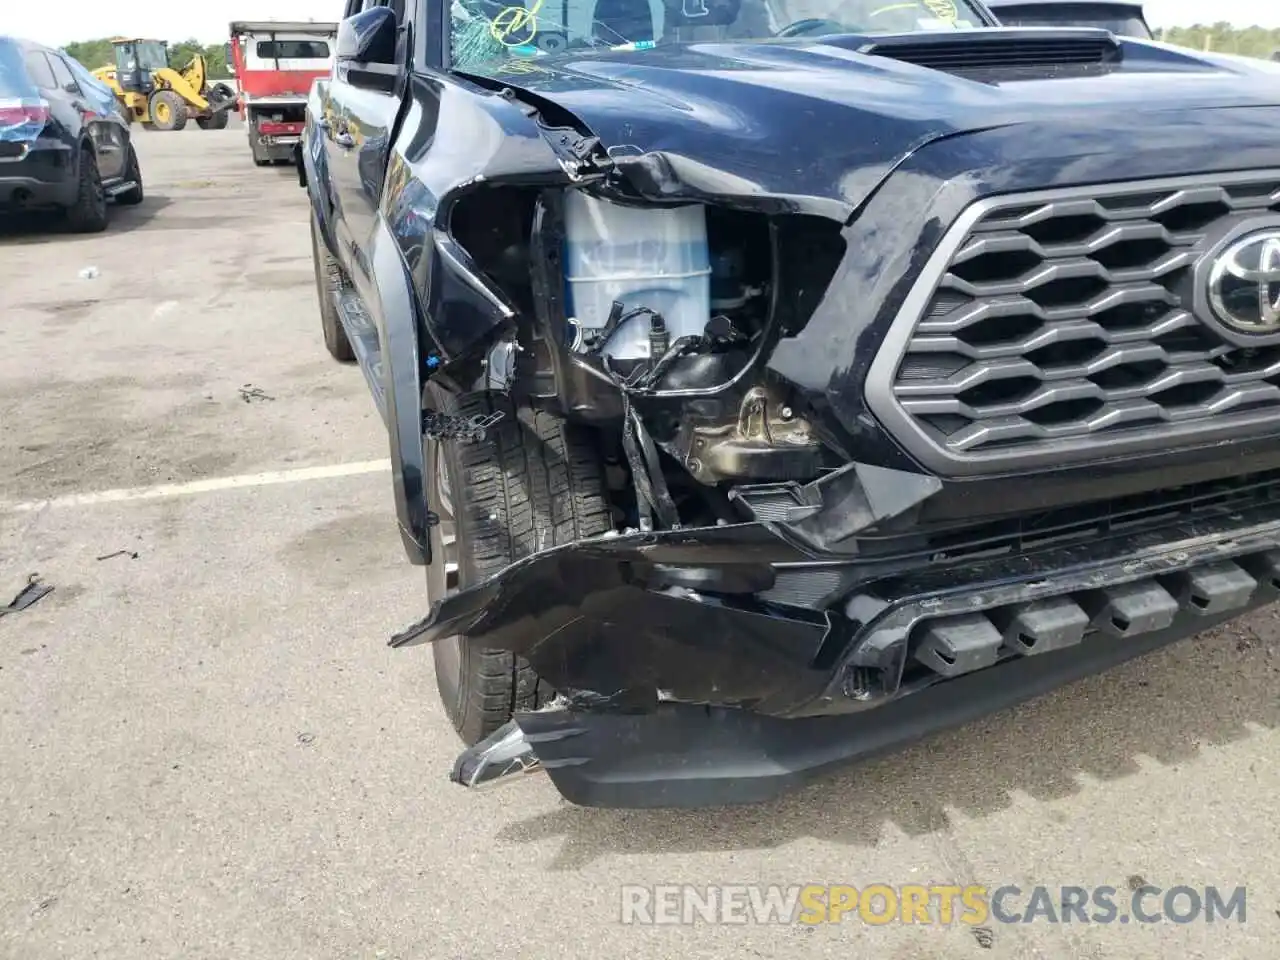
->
326, 0, 408, 297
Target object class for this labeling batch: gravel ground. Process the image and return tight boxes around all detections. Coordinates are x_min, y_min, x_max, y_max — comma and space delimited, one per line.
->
0, 127, 1278, 960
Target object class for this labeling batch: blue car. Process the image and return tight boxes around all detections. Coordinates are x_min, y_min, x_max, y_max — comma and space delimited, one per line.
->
1, 35, 144, 231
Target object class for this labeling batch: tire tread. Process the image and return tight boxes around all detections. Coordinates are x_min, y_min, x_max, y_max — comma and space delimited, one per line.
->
64, 148, 108, 233
444, 391, 611, 741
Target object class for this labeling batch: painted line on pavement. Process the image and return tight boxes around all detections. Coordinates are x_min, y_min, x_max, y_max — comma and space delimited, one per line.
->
0, 460, 393, 513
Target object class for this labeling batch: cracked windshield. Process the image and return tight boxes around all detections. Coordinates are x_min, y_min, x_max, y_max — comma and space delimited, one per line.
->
451, 0, 987, 70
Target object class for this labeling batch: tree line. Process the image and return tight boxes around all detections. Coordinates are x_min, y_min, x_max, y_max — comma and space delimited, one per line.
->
1155, 24, 1280, 58
62, 39, 232, 78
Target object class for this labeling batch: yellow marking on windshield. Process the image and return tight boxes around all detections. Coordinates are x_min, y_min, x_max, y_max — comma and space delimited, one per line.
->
490, 0, 544, 46
494, 58, 546, 74
922, 0, 958, 21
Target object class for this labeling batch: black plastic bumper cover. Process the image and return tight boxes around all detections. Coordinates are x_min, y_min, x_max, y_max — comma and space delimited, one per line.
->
463, 607, 1248, 808
399, 507, 1280, 808
0, 174, 76, 209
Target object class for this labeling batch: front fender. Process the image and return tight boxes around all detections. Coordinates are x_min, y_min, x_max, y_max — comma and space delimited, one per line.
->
302, 87, 339, 249
365, 213, 432, 565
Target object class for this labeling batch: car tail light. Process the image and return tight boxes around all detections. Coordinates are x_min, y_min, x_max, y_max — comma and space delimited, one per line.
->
0, 99, 50, 130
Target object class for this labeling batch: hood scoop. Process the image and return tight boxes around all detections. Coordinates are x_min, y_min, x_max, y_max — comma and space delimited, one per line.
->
852, 28, 1122, 77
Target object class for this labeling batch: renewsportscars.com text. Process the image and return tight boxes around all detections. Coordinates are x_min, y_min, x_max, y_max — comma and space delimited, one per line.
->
619, 884, 1247, 926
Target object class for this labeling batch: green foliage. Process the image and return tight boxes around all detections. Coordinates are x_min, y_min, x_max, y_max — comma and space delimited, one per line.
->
1154, 24, 1280, 59
63, 39, 115, 71
62, 37, 233, 78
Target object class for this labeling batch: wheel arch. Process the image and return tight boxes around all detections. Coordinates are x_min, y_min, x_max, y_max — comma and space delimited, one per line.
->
302, 117, 338, 254
72, 134, 98, 180
366, 212, 433, 566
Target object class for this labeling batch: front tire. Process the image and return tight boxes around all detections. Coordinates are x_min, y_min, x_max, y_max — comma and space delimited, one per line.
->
310, 209, 355, 362
428, 388, 613, 746
149, 90, 188, 131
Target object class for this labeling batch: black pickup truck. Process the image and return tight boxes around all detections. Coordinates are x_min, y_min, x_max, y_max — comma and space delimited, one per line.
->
300, 0, 1280, 808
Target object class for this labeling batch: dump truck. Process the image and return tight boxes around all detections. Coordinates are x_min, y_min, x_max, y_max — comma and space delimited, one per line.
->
228, 21, 337, 166
92, 38, 236, 131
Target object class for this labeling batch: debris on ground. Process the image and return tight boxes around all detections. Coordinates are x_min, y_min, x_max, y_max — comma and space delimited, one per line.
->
972, 927, 994, 949
0, 575, 54, 617
239, 384, 274, 403
77, 267, 99, 280
297, 732, 316, 745
96, 550, 140, 561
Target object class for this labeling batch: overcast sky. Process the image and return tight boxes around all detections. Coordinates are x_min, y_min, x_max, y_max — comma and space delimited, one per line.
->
5, 0, 1277, 47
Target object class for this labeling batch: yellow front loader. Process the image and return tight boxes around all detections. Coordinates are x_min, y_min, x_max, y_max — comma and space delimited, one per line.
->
92, 39, 237, 131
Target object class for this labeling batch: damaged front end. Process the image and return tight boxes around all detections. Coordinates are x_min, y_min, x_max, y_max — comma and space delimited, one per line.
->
390, 32, 1280, 807
398, 474, 1280, 807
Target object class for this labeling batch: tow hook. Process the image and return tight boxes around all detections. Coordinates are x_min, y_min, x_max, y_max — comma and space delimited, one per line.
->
450, 720, 544, 790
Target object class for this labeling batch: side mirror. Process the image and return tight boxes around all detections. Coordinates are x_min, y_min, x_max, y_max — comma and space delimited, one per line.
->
336, 7, 398, 66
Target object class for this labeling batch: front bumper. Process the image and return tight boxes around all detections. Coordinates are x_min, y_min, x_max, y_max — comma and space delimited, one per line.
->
395, 483, 1280, 807
252, 117, 304, 161
0, 175, 74, 209
455, 613, 1240, 808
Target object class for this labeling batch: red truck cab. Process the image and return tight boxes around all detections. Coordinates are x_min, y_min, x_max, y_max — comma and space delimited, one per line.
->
228, 20, 337, 166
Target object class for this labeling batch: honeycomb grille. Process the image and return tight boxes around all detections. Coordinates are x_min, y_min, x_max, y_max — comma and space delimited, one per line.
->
881, 173, 1280, 470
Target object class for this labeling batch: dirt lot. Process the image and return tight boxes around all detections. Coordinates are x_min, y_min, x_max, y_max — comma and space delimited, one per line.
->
1, 128, 1279, 960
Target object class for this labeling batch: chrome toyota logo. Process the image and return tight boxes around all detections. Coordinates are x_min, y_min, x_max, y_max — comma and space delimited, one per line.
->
1208, 231, 1280, 334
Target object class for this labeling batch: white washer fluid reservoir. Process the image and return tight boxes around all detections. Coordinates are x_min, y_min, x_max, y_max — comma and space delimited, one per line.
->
563, 191, 712, 361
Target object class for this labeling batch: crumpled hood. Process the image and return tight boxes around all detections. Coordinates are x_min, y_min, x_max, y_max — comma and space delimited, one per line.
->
474, 34, 1280, 219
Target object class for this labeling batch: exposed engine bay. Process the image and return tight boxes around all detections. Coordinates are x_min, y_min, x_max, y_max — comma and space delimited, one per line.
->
448, 182, 848, 530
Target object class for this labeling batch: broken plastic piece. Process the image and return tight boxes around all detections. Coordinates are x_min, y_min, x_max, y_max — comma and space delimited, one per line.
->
450, 720, 544, 789
0, 575, 53, 617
